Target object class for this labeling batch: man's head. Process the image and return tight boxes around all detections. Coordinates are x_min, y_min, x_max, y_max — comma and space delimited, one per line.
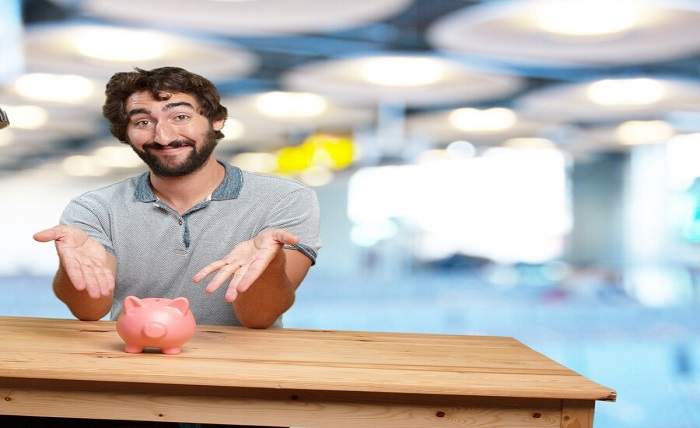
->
103, 67, 228, 177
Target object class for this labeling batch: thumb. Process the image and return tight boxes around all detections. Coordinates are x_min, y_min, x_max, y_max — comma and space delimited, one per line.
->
33, 225, 66, 242
270, 229, 299, 245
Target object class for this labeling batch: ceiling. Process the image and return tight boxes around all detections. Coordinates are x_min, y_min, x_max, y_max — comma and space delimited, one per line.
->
1, 0, 699, 178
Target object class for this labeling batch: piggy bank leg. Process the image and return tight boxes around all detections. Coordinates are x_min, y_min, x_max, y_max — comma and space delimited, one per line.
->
124, 344, 144, 353
162, 347, 181, 355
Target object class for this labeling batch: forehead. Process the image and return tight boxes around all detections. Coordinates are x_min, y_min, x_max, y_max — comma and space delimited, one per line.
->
125, 91, 200, 112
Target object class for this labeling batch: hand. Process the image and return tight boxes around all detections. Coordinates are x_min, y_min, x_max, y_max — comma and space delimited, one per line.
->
33, 225, 115, 299
193, 229, 299, 302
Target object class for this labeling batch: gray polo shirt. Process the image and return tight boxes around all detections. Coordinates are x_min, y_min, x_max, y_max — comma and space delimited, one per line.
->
60, 160, 321, 326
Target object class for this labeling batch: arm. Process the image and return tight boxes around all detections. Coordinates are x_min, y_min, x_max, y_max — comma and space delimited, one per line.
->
193, 229, 312, 329
35, 225, 116, 321
232, 248, 311, 328
194, 186, 320, 328
53, 252, 116, 321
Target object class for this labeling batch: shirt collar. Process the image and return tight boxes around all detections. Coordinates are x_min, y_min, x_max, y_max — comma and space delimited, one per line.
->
134, 160, 243, 203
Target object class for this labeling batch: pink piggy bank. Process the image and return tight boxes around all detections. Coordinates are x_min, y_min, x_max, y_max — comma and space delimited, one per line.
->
116, 296, 196, 355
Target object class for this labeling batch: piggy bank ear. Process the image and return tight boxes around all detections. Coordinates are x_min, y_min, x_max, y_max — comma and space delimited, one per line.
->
124, 296, 143, 314
169, 297, 190, 316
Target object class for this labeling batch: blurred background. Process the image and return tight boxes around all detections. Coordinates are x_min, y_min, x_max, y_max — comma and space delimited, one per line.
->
2, 0, 700, 426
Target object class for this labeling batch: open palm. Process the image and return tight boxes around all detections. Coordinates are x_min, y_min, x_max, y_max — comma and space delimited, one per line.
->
34, 225, 114, 299
193, 228, 299, 302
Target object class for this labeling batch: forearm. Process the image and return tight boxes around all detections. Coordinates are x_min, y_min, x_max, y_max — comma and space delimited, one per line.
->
53, 264, 113, 321
233, 251, 295, 328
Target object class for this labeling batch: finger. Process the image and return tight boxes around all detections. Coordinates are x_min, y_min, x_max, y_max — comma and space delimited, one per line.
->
205, 263, 243, 294
105, 269, 116, 295
235, 258, 269, 294
256, 229, 299, 248
225, 265, 249, 302
93, 265, 108, 296
224, 281, 238, 303
99, 268, 115, 296
95, 265, 113, 297
62, 254, 86, 291
271, 229, 299, 245
33, 225, 65, 242
82, 264, 102, 299
193, 259, 230, 283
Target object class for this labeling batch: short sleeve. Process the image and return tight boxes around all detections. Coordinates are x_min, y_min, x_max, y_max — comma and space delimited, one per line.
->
60, 194, 115, 255
263, 187, 321, 264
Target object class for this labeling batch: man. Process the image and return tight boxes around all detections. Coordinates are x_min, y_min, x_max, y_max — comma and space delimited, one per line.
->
34, 66, 321, 329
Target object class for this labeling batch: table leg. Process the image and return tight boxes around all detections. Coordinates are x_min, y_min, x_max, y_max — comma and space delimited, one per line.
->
561, 400, 594, 428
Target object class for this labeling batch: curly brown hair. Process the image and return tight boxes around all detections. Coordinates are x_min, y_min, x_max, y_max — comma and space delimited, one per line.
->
102, 67, 228, 143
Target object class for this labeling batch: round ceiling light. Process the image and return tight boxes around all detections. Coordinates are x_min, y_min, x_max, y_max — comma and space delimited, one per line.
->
428, 0, 700, 66
62, 155, 110, 177
504, 137, 556, 150
283, 54, 523, 107
73, 27, 167, 62
24, 23, 258, 82
14, 73, 95, 104
255, 92, 327, 119
587, 78, 665, 106
615, 120, 675, 145
516, 77, 700, 122
532, 0, 644, 37
69, 0, 412, 36
93, 146, 143, 168
448, 108, 517, 132
230, 152, 278, 173
221, 118, 246, 141
360, 57, 446, 87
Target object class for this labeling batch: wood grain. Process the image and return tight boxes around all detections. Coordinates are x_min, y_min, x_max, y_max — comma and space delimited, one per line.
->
0, 316, 616, 401
0, 378, 564, 427
561, 400, 595, 428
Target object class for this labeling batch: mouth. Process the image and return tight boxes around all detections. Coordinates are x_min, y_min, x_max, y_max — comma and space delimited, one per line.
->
148, 145, 193, 156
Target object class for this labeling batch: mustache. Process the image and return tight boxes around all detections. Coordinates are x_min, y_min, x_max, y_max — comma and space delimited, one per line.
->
143, 140, 195, 150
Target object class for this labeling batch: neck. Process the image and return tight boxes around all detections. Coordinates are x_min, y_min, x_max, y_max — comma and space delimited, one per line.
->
149, 156, 225, 214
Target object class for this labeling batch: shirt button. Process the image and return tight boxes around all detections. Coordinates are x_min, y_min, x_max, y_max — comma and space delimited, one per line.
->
178, 219, 183, 225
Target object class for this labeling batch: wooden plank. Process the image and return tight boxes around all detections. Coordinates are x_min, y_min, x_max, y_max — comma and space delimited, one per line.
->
0, 379, 563, 428
561, 400, 595, 428
0, 317, 616, 401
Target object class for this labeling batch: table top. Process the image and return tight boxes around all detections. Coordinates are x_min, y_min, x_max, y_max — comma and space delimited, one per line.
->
0, 316, 615, 401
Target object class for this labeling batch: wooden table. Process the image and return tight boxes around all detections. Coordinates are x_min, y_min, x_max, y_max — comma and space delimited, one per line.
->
0, 316, 615, 427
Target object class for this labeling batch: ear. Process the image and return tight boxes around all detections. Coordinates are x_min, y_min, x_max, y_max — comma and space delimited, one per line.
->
212, 118, 225, 132
169, 297, 190, 315
124, 296, 142, 314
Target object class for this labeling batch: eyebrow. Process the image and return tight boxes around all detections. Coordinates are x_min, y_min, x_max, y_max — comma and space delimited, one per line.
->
127, 102, 196, 118
163, 101, 195, 111
127, 108, 150, 118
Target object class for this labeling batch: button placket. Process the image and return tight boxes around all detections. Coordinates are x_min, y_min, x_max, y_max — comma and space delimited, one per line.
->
154, 200, 189, 252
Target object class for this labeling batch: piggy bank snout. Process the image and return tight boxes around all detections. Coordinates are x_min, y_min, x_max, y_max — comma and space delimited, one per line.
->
143, 322, 167, 339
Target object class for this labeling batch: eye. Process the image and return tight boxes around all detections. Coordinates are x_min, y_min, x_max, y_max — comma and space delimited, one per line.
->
134, 119, 151, 128
174, 114, 190, 121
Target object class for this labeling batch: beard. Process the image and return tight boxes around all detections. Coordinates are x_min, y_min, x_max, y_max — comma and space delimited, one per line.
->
130, 129, 219, 177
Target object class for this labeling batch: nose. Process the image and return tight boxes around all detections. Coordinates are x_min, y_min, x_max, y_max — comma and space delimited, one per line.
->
143, 322, 167, 339
154, 120, 177, 145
